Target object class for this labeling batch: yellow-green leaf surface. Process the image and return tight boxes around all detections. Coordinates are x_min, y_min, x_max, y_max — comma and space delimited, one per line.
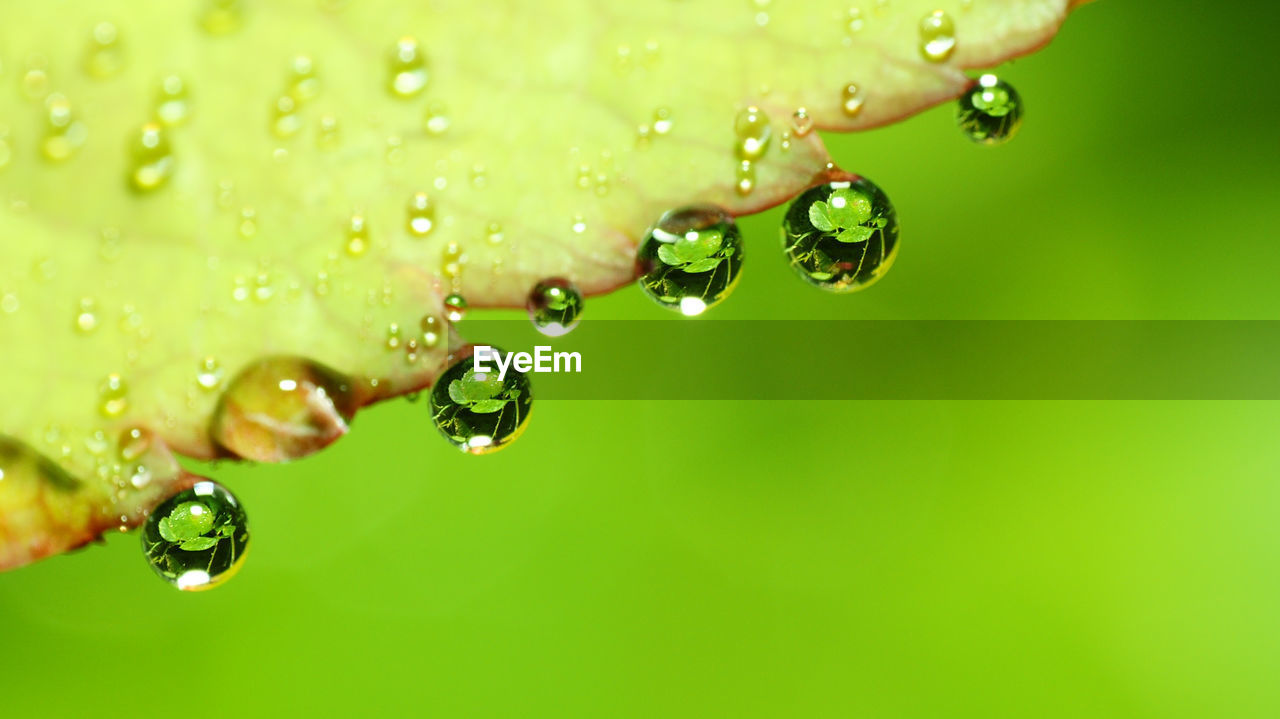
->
0, 0, 1081, 569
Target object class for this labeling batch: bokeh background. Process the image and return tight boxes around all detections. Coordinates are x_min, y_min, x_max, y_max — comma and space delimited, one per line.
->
6, 1, 1280, 716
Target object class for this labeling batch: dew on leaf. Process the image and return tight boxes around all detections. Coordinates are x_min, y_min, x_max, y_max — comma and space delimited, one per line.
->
653, 107, 674, 135
733, 106, 772, 160
420, 315, 442, 348
957, 74, 1023, 145
423, 102, 450, 135
316, 115, 341, 149
126, 123, 174, 193
271, 95, 302, 139
527, 278, 584, 337
42, 94, 88, 163
791, 107, 814, 137
287, 55, 320, 103
99, 373, 129, 418
782, 176, 899, 292
841, 83, 866, 117
444, 292, 468, 322
345, 213, 369, 256
637, 206, 744, 316
118, 427, 152, 462
141, 480, 249, 591
155, 75, 191, 126
919, 9, 957, 62
83, 21, 125, 79
735, 160, 756, 196
75, 296, 98, 334
388, 37, 428, 98
430, 347, 533, 455
406, 192, 435, 237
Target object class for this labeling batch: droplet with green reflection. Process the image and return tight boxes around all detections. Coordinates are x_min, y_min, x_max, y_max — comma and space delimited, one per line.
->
141, 480, 249, 591
526, 278, 584, 337
957, 74, 1023, 146
429, 347, 533, 455
781, 177, 899, 292
637, 206, 744, 316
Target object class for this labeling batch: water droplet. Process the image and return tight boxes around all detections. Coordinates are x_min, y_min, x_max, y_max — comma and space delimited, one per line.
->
652, 107, 674, 135
406, 192, 435, 237
21, 58, 50, 100
316, 115, 340, 149
735, 160, 756, 196
42, 94, 88, 163
287, 55, 320, 103
571, 214, 587, 234
271, 95, 302, 139
430, 347, 533, 455
957, 74, 1023, 145
388, 37, 428, 98
142, 480, 249, 591
346, 213, 369, 256
155, 75, 190, 126
444, 293, 468, 322
782, 177, 899, 292
734, 106, 772, 160
485, 222, 504, 245
527, 279, 584, 337
238, 207, 257, 238
75, 297, 98, 333
847, 7, 865, 34
637, 206, 744, 316
83, 22, 125, 79
99, 374, 129, 418
791, 108, 814, 137
420, 315, 442, 348
919, 10, 957, 63
200, 0, 243, 35
840, 84, 867, 119
1, 293, 18, 315
118, 427, 151, 462
424, 101, 450, 135
127, 123, 174, 193
195, 357, 224, 392
442, 240, 465, 280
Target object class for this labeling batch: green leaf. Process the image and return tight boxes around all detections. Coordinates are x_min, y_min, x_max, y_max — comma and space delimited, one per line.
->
448, 380, 468, 406
178, 536, 219, 552
809, 202, 837, 232
836, 226, 875, 244
657, 244, 683, 267
157, 516, 177, 544
0, 0, 1083, 570
682, 257, 724, 274
827, 189, 873, 228
468, 399, 508, 414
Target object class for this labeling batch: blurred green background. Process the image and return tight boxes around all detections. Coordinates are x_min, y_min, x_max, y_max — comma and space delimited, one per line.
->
6, 1, 1280, 716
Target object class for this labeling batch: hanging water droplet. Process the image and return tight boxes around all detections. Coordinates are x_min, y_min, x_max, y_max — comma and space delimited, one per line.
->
388, 37, 428, 98
83, 22, 125, 79
75, 297, 98, 333
526, 278, 584, 337
126, 123, 174, 193
919, 10, 957, 63
287, 55, 320, 103
200, 0, 243, 35
430, 346, 533, 455
444, 293, 468, 322
99, 373, 129, 418
345, 213, 369, 256
782, 176, 900, 292
957, 74, 1023, 146
406, 192, 435, 237
734, 106, 772, 160
735, 160, 756, 196
118, 427, 151, 462
423, 101, 450, 135
791, 108, 814, 137
841, 83, 865, 118
42, 94, 88, 163
637, 206, 744, 316
142, 480, 249, 591
155, 75, 190, 126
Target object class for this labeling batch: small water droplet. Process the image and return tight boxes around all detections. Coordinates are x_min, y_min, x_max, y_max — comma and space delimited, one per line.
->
571, 214, 587, 234
791, 108, 814, 137
127, 123, 174, 193
316, 115, 340, 149
200, 0, 243, 35
197, 357, 224, 391
75, 297, 98, 333
424, 101, 450, 135
919, 10, 957, 63
21, 57, 50, 100
346, 213, 369, 256
271, 95, 302, 139
406, 192, 435, 237
841, 83, 866, 118
385, 323, 402, 350
142, 480, 249, 591
430, 347, 533, 455
847, 7, 865, 33
420, 315, 442, 348
83, 22, 125, 79
287, 55, 320, 102
782, 176, 899, 292
155, 75, 190, 126
442, 240, 464, 279
956, 74, 1023, 145
444, 293, 468, 322
637, 206, 744, 316
42, 94, 88, 162
527, 278, 584, 337
118, 427, 151, 462
388, 37, 428, 98
735, 160, 756, 196
238, 207, 257, 238
99, 373, 129, 418
652, 107, 674, 135
485, 222, 504, 245
734, 106, 772, 160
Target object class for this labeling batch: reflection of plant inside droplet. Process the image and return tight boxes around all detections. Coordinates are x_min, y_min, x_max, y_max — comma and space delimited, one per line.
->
782, 177, 899, 293
141, 480, 249, 591
637, 206, 744, 316
956, 74, 1023, 146
526, 278, 583, 337
429, 348, 532, 455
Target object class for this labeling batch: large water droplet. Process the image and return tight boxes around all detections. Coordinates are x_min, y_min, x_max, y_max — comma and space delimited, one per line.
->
957, 74, 1023, 145
430, 347, 533, 455
734, 106, 772, 160
637, 206, 744, 316
526, 278, 584, 337
127, 123, 174, 193
782, 177, 899, 292
388, 37, 428, 98
919, 10, 957, 62
142, 480, 249, 591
